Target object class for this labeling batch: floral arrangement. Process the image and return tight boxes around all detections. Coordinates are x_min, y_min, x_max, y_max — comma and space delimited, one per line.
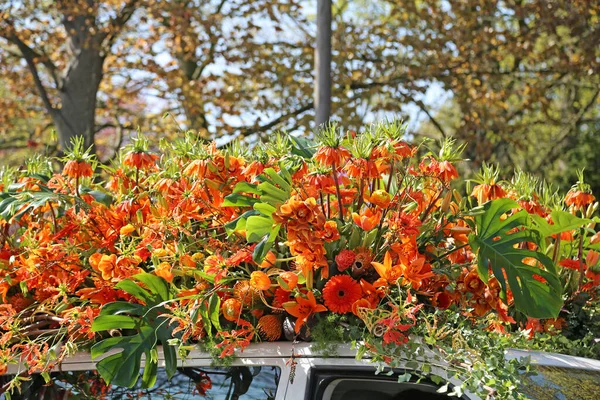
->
0, 122, 598, 398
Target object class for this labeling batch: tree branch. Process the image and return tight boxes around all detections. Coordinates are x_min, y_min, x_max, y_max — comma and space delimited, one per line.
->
3, 33, 56, 116
236, 102, 314, 138
413, 99, 446, 139
101, 0, 141, 50
537, 88, 600, 168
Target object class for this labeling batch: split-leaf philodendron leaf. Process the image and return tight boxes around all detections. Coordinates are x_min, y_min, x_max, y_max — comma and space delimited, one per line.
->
468, 199, 562, 319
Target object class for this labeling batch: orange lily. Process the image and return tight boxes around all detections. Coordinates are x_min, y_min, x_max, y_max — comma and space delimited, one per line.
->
283, 291, 327, 333
371, 251, 402, 284
399, 255, 434, 289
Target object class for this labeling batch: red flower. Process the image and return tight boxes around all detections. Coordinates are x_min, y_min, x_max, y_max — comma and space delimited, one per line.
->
559, 258, 583, 271
335, 249, 356, 272
322, 275, 362, 314
194, 372, 212, 396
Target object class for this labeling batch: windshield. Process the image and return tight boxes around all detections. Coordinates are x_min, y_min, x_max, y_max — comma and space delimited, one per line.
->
520, 366, 600, 400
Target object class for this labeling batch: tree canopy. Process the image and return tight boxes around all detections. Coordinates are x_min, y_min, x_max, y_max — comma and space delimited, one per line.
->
1, 0, 598, 192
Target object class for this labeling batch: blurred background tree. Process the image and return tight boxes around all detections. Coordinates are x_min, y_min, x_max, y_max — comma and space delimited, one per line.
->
1, 0, 598, 192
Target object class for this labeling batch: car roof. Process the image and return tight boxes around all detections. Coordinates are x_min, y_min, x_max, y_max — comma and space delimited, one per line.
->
9, 342, 599, 374
504, 348, 600, 371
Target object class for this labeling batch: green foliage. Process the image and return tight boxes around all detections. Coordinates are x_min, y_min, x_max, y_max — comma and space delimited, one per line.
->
468, 199, 562, 318
91, 273, 178, 388
224, 166, 293, 263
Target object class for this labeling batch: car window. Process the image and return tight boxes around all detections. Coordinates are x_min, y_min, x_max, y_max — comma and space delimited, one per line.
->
308, 368, 460, 400
323, 378, 449, 400
0, 365, 280, 400
519, 366, 600, 400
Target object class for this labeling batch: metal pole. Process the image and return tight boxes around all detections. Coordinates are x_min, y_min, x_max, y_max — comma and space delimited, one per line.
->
315, 0, 332, 126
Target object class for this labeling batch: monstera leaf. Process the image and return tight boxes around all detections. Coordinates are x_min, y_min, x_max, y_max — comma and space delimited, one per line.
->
468, 199, 562, 319
91, 273, 177, 388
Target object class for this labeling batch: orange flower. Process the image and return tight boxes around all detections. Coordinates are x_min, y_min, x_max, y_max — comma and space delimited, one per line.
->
366, 190, 391, 208
233, 280, 260, 306
352, 298, 374, 317
63, 160, 93, 179
344, 158, 380, 179
90, 253, 117, 281
371, 251, 402, 284
399, 255, 434, 289
119, 224, 136, 236
322, 275, 362, 314
321, 220, 340, 242
250, 271, 271, 291
471, 183, 506, 205
437, 160, 459, 182
123, 151, 159, 170
586, 250, 599, 267
283, 291, 327, 333
259, 251, 277, 268
222, 298, 242, 322
314, 146, 351, 168
257, 314, 282, 341
184, 159, 209, 179
565, 190, 595, 210
463, 269, 485, 295
352, 208, 381, 231
278, 271, 298, 291
155, 262, 174, 283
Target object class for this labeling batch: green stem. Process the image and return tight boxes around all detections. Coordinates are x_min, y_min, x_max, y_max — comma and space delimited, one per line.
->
578, 228, 585, 290
331, 162, 344, 220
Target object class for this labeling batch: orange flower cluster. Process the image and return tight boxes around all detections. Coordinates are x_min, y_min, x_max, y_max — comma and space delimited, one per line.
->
274, 196, 331, 278
0, 125, 596, 393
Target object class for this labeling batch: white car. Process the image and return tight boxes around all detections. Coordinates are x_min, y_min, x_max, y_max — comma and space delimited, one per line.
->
2, 343, 600, 399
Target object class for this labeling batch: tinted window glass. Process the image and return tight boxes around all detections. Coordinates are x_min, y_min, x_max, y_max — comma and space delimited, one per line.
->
1, 366, 280, 399
520, 366, 600, 400
308, 368, 458, 400
324, 378, 449, 400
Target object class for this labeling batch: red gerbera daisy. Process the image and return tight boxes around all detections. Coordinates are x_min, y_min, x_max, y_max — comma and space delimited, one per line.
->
322, 275, 362, 314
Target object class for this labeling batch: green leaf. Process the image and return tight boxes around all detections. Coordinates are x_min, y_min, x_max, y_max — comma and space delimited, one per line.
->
289, 136, 316, 158
468, 199, 562, 318
99, 302, 145, 316
224, 210, 259, 235
222, 193, 258, 208
530, 210, 591, 237
115, 280, 155, 304
91, 275, 176, 388
208, 294, 222, 332
198, 300, 212, 337
253, 202, 276, 217
142, 348, 158, 388
252, 224, 281, 263
91, 315, 140, 331
232, 181, 260, 195
133, 273, 171, 302
245, 215, 275, 243
156, 328, 177, 379
264, 168, 291, 192
258, 182, 288, 203
91, 325, 157, 388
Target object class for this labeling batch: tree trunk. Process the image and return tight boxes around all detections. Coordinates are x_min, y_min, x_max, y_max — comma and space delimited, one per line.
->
314, 0, 332, 127
54, 45, 104, 152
